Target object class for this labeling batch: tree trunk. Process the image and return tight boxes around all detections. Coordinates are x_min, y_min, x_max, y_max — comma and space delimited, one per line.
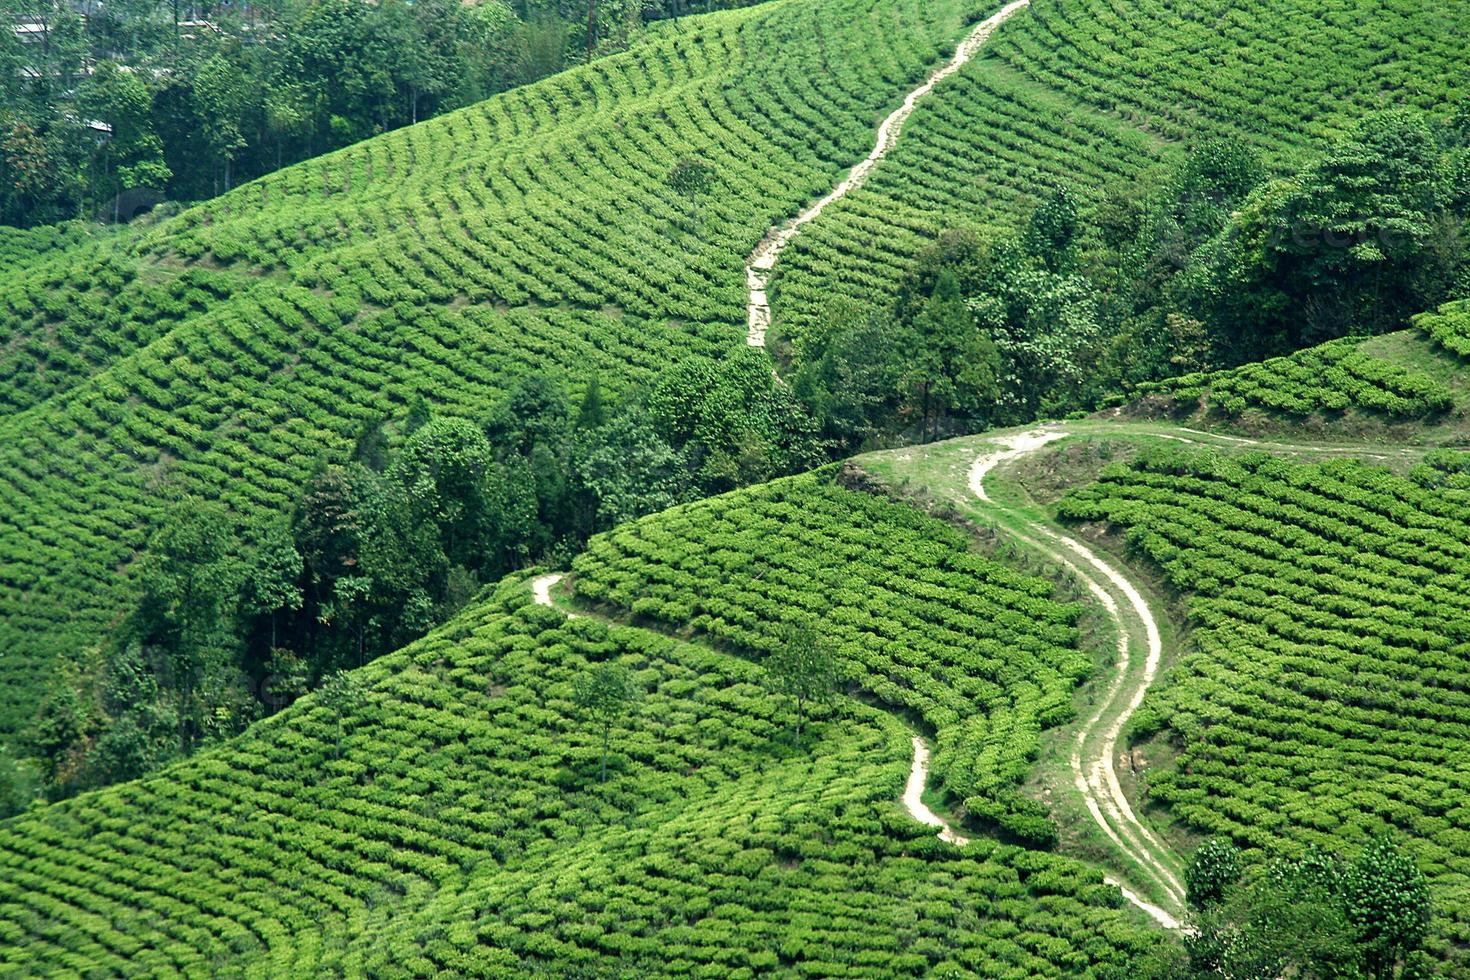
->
586, 0, 598, 56
600, 722, 610, 782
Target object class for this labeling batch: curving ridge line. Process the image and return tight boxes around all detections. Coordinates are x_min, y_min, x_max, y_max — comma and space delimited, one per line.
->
745, 0, 1032, 346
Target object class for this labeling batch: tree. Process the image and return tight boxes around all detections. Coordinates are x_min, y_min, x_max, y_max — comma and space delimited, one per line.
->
238, 522, 303, 650
192, 54, 249, 195
80, 60, 171, 221
489, 373, 572, 457
791, 299, 899, 451
573, 411, 688, 528
316, 670, 369, 761
295, 465, 365, 605
134, 500, 239, 745
387, 417, 493, 565
0, 747, 37, 819
765, 625, 837, 743
352, 416, 391, 472
1185, 838, 1242, 909
1179, 841, 1431, 980
573, 661, 642, 782
1024, 184, 1081, 272
648, 348, 824, 493
404, 394, 433, 435
667, 156, 716, 230
1343, 837, 1432, 980
576, 376, 606, 431
1187, 109, 1458, 356
900, 268, 1001, 441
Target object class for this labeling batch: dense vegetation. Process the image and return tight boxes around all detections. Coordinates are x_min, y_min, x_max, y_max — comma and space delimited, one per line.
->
791, 110, 1470, 443
1057, 446, 1470, 963
30, 360, 822, 798
573, 469, 1095, 844
0, 0, 983, 753
0, 580, 1163, 976
1133, 337, 1454, 420
0, 0, 760, 224
1169, 837, 1434, 980
775, 0, 1470, 363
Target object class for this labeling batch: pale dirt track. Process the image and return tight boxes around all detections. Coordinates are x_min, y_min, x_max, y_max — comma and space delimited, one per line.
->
904, 736, 970, 846
956, 422, 1414, 930
969, 427, 1186, 930
745, 0, 1031, 346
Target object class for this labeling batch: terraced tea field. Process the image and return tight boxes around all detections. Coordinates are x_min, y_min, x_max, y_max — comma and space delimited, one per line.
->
0, 553, 1162, 976
771, 0, 1470, 347
0, 0, 985, 734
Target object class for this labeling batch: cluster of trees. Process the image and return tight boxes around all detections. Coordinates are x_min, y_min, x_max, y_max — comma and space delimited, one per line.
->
793, 186, 1100, 444
1155, 837, 1434, 979
1103, 107, 1470, 381
0, 0, 754, 225
792, 106, 1470, 445
25, 356, 820, 801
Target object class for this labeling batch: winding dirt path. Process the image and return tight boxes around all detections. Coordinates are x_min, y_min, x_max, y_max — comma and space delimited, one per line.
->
745, 0, 1030, 346
904, 736, 971, 846
968, 426, 1187, 930
532, 573, 564, 609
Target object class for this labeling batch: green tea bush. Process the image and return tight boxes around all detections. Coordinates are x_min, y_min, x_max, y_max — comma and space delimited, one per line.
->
1136, 338, 1454, 419
1059, 446, 1470, 963
572, 469, 1091, 842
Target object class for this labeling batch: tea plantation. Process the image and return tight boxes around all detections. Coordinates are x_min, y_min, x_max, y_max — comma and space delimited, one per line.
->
573, 469, 1093, 842
0, 562, 1161, 976
773, 0, 1470, 347
0, 0, 984, 735
1058, 445, 1470, 962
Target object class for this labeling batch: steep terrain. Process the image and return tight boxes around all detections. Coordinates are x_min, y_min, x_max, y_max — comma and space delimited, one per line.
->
0, 0, 983, 735
0, 503, 1163, 976
860, 331, 1470, 964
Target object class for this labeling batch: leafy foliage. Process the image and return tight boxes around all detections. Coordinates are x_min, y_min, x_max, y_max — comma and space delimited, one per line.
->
573, 469, 1091, 843
1177, 839, 1432, 980
1059, 447, 1470, 962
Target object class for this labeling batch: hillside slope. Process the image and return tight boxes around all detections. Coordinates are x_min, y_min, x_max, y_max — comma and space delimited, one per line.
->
0, 0, 985, 736
0, 497, 1163, 976
772, 0, 1470, 346
859, 333, 1470, 965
